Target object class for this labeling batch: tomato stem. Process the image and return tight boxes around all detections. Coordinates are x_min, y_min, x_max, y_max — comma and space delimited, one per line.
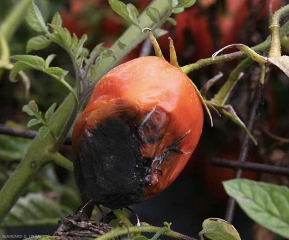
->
268, 4, 289, 58
96, 224, 197, 240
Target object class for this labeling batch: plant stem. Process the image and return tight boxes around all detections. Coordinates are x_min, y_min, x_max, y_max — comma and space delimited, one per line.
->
113, 209, 133, 228
49, 152, 73, 171
181, 17, 289, 74
268, 4, 289, 57
211, 57, 253, 106
96, 225, 197, 240
0, 0, 31, 41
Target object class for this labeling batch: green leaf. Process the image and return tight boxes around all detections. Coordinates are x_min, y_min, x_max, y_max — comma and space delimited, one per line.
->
12, 55, 46, 69
10, 62, 34, 81
49, 24, 73, 47
51, 12, 62, 27
172, 7, 185, 14
27, 118, 41, 128
176, 0, 196, 8
72, 34, 88, 59
44, 103, 57, 121
38, 126, 50, 140
45, 67, 68, 80
45, 54, 57, 68
200, 218, 241, 240
167, 17, 177, 25
126, 3, 140, 24
118, 40, 127, 50
146, 7, 160, 23
26, 1, 48, 33
0, 193, 66, 227
46, 32, 63, 47
89, 43, 104, 63
26, 35, 51, 53
109, 0, 129, 21
101, 49, 116, 60
224, 179, 289, 239
268, 56, 289, 77
170, 0, 179, 8
109, 0, 140, 29
23, 100, 39, 117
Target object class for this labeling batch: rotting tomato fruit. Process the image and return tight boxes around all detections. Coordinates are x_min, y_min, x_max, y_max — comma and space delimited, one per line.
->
72, 56, 204, 209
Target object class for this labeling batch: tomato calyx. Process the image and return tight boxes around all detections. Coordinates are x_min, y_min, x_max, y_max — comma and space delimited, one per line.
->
144, 28, 214, 127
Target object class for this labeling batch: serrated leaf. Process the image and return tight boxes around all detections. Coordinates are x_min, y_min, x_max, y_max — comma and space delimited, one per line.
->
45, 54, 56, 68
27, 118, 41, 128
10, 62, 34, 81
109, 0, 129, 20
224, 179, 289, 239
38, 126, 50, 140
73, 34, 88, 59
222, 105, 257, 145
268, 56, 289, 77
12, 55, 46, 69
200, 218, 241, 240
0, 193, 66, 227
26, 35, 51, 53
126, 3, 140, 24
89, 43, 104, 64
45, 67, 68, 79
70, 34, 79, 50
26, 1, 48, 33
44, 103, 57, 121
51, 12, 62, 27
46, 32, 63, 46
109, 0, 140, 28
146, 7, 160, 23
23, 100, 39, 116
49, 24, 72, 47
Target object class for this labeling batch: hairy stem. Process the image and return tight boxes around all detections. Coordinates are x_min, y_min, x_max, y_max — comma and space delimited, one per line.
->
268, 4, 289, 57
96, 225, 197, 240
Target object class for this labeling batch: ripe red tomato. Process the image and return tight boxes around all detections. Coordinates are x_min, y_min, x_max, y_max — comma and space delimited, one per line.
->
72, 56, 204, 209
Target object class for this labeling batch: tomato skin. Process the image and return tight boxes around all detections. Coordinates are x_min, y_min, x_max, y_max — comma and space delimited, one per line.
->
72, 56, 204, 208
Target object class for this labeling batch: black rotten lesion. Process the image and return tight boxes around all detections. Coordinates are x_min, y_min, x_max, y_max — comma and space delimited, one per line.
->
152, 131, 190, 174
